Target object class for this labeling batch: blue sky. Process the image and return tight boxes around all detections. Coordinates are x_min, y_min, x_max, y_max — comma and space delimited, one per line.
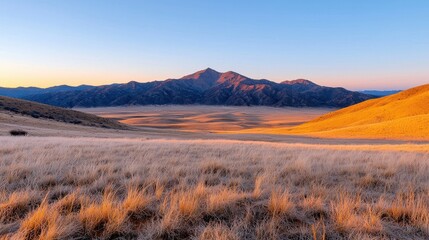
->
1, 0, 428, 90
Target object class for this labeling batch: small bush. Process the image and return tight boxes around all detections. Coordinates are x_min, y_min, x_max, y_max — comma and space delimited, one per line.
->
30, 111, 41, 118
9, 130, 28, 136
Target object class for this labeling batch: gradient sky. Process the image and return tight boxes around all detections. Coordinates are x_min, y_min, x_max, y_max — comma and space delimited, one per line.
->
1, 0, 428, 90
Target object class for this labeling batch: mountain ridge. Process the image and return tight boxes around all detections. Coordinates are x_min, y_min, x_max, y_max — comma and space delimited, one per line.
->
3, 68, 374, 108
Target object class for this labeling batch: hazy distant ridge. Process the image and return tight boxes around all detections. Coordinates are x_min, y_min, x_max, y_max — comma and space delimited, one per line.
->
359, 90, 401, 96
0, 85, 94, 98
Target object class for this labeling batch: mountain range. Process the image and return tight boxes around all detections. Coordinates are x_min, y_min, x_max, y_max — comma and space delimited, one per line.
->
2, 68, 374, 108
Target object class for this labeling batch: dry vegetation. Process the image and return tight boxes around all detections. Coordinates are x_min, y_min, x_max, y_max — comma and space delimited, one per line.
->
1, 136, 429, 239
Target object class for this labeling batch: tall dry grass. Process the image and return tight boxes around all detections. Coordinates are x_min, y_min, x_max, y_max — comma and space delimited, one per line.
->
0, 136, 429, 239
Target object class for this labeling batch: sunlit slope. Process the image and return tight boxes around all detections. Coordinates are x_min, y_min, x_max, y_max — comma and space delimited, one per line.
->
287, 84, 429, 140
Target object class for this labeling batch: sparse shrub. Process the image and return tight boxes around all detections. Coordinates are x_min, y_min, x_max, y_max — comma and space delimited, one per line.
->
378, 192, 429, 233
202, 162, 230, 176
4, 106, 19, 113
0, 192, 40, 224
253, 175, 264, 198
9, 129, 28, 136
331, 194, 361, 232
79, 191, 129, 238
30, 111, 41, 118
302, 195, 326, 219
177, 192, 201, 218
199, 223, 238, 240
69, 120, 82, 125
155, 181, 165, 200
362, 206, 382, 233
17, 201, 79, 239
123, 187, 152, 222
268, 190, 293, 217
207, 188, 244, 215
55, 192, 88, 215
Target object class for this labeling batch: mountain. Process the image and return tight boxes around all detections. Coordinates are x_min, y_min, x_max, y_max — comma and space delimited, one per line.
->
0, 85, 94, 98
288, 84, 429, 140
20, 68, 374, 108
359, 90, 401, 96
0, 96, 126, 129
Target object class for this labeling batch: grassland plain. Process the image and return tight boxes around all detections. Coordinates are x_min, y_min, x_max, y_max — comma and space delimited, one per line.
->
1, 136, 429, 239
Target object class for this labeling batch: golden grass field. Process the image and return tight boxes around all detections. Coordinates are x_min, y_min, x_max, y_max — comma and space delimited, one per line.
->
1, 133, 429, 239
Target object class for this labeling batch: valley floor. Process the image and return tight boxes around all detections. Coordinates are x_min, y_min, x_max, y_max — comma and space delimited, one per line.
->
77, 105, 332, 133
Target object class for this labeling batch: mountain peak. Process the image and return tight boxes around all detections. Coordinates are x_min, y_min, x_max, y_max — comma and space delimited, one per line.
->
204, 67, 218, 72
181, 68, 221, 80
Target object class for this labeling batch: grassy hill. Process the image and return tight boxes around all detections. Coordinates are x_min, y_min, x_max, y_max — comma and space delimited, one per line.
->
287, 84, 429, 140
0, 96, 127, 129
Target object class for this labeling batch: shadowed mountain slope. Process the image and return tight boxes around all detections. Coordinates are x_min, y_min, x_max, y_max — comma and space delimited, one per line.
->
17, 68, 373, 108
0, 96, 126, 129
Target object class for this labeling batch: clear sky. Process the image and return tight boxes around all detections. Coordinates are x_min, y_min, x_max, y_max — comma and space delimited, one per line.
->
1, 0, 428, 90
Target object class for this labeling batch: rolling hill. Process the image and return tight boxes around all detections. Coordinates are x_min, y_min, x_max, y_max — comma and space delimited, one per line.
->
0, 96, 126, 129
287, 84, 429, 140
15, 68, 373, 108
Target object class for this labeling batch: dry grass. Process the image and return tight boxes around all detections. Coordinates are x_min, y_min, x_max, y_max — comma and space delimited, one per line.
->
1, 136, 429, 239
268, 190, 293, 217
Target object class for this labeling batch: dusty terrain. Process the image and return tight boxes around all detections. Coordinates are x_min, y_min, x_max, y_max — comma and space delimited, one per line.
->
78, 105, 332, 132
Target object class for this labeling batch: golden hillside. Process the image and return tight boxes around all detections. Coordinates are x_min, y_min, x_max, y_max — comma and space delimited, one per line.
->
287, 84, 429, 140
